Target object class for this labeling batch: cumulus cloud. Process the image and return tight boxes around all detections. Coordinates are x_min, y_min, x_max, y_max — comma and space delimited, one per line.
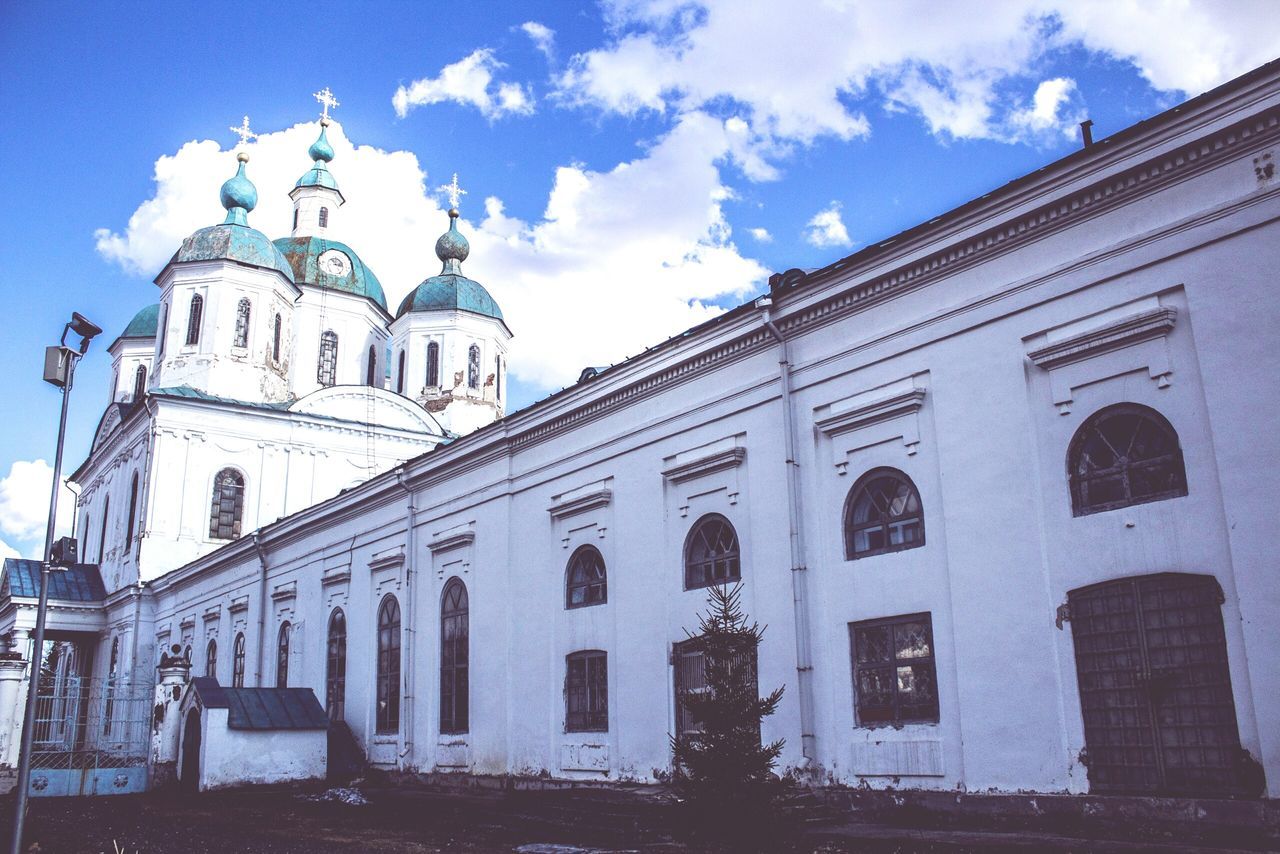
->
554, 0, 1280, 155
94, 116, 766, 391
0, 539, 19, 562
0, 460, 75, 552
393, 49, 535, 120
1007, 77, 1085, 142
804, 202, 852, 249
521, 21, 556, 60
748, 227, 772, 243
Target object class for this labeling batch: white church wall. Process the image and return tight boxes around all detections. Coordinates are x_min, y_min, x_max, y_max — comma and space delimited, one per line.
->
290, 286, 390, 399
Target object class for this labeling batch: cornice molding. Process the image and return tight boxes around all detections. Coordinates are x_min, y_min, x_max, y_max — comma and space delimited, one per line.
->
548, 489, 612, 520
270, 580, 297, 602
320, 568, 351, 588
815, 389, 927, 439
1027, 307, 1177, 370
228, 595, 249, 614
662, 447, 746, 484
368, 551, 406, 572
428, 531, 474, 554
202, 605, 221, 623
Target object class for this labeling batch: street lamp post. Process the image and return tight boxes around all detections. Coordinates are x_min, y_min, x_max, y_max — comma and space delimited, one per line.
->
9, 312, 101, 854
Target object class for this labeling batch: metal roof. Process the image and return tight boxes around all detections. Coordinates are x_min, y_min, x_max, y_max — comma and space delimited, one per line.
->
273, 236, 387, 310
189, 677, 327, 730
1, 559, 106, 603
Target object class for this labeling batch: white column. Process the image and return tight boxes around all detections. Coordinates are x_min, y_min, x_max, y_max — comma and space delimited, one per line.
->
0, 656, 28, 767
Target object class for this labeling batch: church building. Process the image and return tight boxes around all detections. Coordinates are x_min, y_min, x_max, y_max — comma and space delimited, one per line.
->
2, 62, 1278, 802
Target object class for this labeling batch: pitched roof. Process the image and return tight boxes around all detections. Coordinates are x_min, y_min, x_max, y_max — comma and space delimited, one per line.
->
1, 559, 106, 603
188, 677, 328, 730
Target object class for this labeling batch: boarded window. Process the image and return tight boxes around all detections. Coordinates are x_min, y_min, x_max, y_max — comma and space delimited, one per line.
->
440, 579, 469, 734
565, 545, 607, 609
1069, 404, 1187, 516
234, 298, 251, 348
845, 468, 924, 559
317, 330, 338, 387
376, 595, 400, 734
565, 650, 608, 732
208, 469, 244, 540
683, 514, 740, 590
850, 613, 939, 725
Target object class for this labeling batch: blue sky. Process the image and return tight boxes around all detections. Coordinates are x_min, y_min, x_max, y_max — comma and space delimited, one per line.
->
1, 0, 1275, 560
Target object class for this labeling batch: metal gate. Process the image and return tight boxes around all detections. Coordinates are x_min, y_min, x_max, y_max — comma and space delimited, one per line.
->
27, 675, 150, 797
1068, 573, 1244, 796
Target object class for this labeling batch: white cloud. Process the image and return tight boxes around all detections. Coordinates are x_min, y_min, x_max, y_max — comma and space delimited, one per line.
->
393, 49, 535, 120
0, 539, 19, 562
554, 0, 1280, 154
804, 202, 852, 249
748, 227, 772, 243
521, 21, 556, 60
1007, 77, 1085, 142
0, 460, 75, 550
94, 116, 767, 391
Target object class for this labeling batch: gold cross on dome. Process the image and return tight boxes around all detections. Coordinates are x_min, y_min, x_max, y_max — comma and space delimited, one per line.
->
439, 173, 467, 210
229, 115, 257, 148
314, 87, 340, 122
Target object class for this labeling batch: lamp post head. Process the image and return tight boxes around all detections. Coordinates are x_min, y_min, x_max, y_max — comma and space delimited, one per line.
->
67, 312, 102, 354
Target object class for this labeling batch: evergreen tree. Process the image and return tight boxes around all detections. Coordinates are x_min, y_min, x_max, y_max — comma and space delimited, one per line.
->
670, 583, 786, 831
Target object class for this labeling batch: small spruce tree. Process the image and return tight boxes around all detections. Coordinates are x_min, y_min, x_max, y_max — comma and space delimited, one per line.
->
670, 583, 786, 832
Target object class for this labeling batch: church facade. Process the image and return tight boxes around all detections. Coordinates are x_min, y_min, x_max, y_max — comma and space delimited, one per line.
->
3, 63, 1279, 799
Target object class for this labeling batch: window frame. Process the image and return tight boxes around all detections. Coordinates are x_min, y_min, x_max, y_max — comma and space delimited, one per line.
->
125, 473, 138, 549
849, 612, 939, 727
97, 497, 110, 562
327, 608, 346, 721
427, 340, 440, 388
467, 344, 480, 390
208, 468, 246, 541
396, 350, 405, 394
565, 545, 607, 609
271, 313, 282, 363
440, 578, 469, 734
317, 330, 338, 387
205, 638, 217, 679
1067, 403, 1188, 517
232, 633, 246, 688
375, 595, 401, 734
318, 206, 329, 228
233, 298, 251, 349
683, 513, 741, 591
565, 650, 608, 732
366, 346, 377, 387
843, 467, 926, 560
185, 293, 203, 347
132, 364, 147, 402
276, 621, 290, 688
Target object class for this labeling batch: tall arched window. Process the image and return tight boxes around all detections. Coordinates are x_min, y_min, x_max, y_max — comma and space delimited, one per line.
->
366, 346, 377, 387
844, 468, 924, 559
317, 330, 338, 387
440, 579, 469, 734
125, 473, 139, 549
157, 305, 168, 358
427, 341, 440, 387
98, 497, 110, 562
683, 514, 740, 590
396, 350, 406, 394
104, 637, 120, 734
185, 294, 203, 346
327, 609, 346, 721
318, 207, 329, 228
1068, 403, 1187, 516
467, 344, 480, 389
132, 364, 147, 402
495, 355, 501, 399
232, 633, 246, 687
566, 545, 607, 609
209, 469, 245, 540
272, 314, 282, 363
376, 595, 401, 734
276, 622, 291, 688
233, 298, 251, 348
205, 639, 217, 679
292, 209, 299, 231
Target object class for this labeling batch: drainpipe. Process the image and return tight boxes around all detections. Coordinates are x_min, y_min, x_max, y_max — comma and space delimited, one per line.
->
756, 295, 817, 766
252, 533, 268, 687
394, 468, 417, 767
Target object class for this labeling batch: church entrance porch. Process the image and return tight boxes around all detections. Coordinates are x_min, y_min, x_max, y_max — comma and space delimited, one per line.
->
1066, 573, 1253, 797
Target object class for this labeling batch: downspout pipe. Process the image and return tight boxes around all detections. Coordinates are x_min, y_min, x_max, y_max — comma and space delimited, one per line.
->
756, 295, 818, 766
252, 533, 268, 687
394, 468, 417, 766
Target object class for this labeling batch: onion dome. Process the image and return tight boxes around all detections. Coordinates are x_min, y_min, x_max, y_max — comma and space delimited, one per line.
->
120, 304, 160, 339
220, 152, 258, 226
273, 237, 387, 310
295, 124, 340, 193
397, 208, 505, 324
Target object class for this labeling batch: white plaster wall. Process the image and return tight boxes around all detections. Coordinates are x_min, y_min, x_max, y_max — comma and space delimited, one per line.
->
290, 286, 389, 399
290, 185, 343, 239
108, 338, 155, 406
194, 709, 325, 791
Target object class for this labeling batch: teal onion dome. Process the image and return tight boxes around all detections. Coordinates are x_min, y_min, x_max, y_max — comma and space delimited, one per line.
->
308, 125, 335, 163
434, 209, 470, 272
120, 304, 160, 339
273, 237, 387, 310
220, 153, 258, 226
295, 124, 341, 193
397, 209, 505, 325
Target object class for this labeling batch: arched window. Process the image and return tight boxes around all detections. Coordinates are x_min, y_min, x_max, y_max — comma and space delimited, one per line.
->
184, 644, 192, 663
205, 639, 217, 679
327, 609, 346, 721
98, 497, 110, 562
376, 595, 401, 734
495, 355, 501, 399
233, 298, 251, 348
185, 294, 203, 346
366, 346, 377, 387
844, 468, 924, 559
318, 206, 329, 228
396, 350, 405, 394
467, 344, 480, 389
292, 209, 299, 231
317, 330, 338, 387
1068, 403, 1187, 516
565, 545, 607, 609
440, 579, 469, 734
427, 341, 440, 387
104, 637, 120, 734
276, 622, 290, 688
132, 364, 147, 402
683, 514, 740, 590
232, 633, 246, 687
209, 469, 245, 540
272, 314, 282, 363
157, 305, 168, 358
125, 473, 138, 549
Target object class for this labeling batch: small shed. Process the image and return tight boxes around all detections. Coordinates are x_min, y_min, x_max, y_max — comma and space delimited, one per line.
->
178, 677, 327, 792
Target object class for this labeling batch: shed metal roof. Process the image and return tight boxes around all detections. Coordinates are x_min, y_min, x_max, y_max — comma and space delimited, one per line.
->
189, 677, 327, 730
1, 559, 106, 603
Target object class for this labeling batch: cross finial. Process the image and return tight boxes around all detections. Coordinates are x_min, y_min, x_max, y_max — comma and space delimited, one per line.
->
438, 173, 467, 210
229, 115, 257, 148
314, 87, 340, 123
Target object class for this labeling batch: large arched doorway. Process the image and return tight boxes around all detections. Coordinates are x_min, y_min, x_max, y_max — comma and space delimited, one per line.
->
180, 710, 201, 794
1067, 572, 1249, 796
